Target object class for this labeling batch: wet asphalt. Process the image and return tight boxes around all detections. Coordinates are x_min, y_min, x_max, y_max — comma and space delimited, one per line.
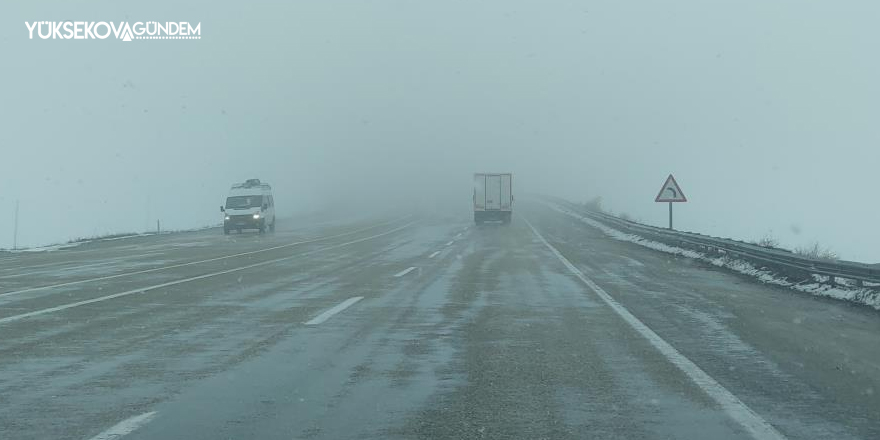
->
0, 203, 878, 440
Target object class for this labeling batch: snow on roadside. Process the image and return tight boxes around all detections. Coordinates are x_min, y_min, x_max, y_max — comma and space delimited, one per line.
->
2, 233, 152, 254
550, 204, 880, 311
0, 224, 221, 254
3, 241, 86, 253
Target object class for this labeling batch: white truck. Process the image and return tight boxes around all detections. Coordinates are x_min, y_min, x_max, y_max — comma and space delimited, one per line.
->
473, 173, 513, 225
220, 179, 276, 234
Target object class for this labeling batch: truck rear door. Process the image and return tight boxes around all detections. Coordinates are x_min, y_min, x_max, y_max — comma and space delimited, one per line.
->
485, 175, 502, 210
474, 174, 486, 210
500, 174, 511, 210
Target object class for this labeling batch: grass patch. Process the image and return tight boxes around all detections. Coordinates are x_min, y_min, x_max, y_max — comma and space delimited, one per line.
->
752, 233, 780, 249
794, 242, 839, 261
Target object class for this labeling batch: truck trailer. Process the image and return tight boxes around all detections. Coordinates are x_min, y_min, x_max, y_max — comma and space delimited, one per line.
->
473, 173, 513, 225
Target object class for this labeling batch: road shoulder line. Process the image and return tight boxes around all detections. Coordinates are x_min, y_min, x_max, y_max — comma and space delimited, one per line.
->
522, 216, 787, 440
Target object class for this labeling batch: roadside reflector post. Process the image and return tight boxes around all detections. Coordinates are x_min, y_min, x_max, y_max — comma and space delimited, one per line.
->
13, 200, 20, 250
655, 174, 687, 231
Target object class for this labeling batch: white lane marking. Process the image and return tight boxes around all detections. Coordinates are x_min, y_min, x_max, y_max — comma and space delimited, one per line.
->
620, 256, 645, 268
87, 411, 157, 440
304, 296, 364, 325
454, 233, 463, 239
394, 266, 417, 277
523, 217, 787, 440
0, 218, 408, 299
445, 241, 454, 246
0, 223, 413, 326
428, 251, 441, 259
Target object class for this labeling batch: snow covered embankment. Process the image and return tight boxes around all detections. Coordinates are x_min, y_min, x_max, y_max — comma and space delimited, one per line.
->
551, 205, 880, 311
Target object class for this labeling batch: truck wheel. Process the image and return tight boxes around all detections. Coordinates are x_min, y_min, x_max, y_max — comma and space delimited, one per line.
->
223, 227, 230, 235
503, 212, 512, 225
474, 212, 482, 225
269, 219, 276, 232
259, 220, 266, 234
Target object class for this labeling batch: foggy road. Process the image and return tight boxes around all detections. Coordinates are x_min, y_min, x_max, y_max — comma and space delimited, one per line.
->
1, 203, 878, 440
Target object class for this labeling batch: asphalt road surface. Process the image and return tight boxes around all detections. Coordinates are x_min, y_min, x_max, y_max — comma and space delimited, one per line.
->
1, 203, 878, 440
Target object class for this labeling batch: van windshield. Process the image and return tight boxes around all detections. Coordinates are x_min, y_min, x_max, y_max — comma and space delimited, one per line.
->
226, 196, 263, 209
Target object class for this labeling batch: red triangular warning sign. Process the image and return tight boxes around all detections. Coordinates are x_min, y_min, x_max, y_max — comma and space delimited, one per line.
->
655, 174, 687, 202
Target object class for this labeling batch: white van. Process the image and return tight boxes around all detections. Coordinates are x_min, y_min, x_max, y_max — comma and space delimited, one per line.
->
220, 179, 276, 234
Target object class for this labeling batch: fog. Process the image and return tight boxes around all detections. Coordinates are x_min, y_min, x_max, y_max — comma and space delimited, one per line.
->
2, 1, 879, 262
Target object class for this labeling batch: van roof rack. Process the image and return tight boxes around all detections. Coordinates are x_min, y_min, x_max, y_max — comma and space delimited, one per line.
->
231, 179, 271, 190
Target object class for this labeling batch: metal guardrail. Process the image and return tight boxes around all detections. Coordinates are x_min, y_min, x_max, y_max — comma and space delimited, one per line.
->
550, 198, 880, 287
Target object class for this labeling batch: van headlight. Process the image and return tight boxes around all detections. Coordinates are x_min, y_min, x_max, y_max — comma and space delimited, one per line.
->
224, 216, 230, 220
253, 213, 260, 219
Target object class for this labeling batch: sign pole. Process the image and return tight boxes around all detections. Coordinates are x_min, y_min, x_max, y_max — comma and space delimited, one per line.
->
656, 174, 685, 230
13, 200, 19, 250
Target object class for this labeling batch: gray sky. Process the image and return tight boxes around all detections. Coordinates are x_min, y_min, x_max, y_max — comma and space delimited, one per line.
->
2, 1, 879, 262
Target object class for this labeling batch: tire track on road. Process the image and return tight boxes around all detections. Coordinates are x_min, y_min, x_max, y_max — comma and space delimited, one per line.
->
0, 217, 408, 299
0, 221, 415, 326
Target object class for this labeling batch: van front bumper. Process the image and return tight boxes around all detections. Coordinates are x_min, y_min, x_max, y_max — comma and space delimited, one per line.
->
224, 215, 264, 229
